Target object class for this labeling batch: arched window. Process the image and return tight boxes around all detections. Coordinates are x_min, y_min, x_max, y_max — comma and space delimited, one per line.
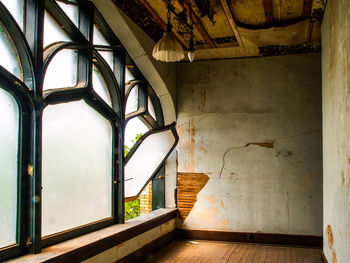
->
0, 0, 178, 261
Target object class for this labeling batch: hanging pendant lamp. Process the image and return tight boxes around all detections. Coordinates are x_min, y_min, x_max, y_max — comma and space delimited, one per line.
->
152, 0, 185, 62
152, 31, 185, 62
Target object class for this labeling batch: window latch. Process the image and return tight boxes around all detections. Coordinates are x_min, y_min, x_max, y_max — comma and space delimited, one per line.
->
27, 164, 33, 176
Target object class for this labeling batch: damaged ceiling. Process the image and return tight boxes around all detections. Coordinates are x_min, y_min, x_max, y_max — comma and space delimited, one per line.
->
113, 0, 326, 60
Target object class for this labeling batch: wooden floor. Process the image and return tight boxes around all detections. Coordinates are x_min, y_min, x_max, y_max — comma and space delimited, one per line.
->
143, 240, 323, 263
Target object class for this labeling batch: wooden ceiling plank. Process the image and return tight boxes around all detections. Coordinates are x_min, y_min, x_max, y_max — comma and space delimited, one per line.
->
302, 0, 313, 18
219, 0, 244, 48
137, 0, 187, 48
138, 0, 166, 31
177, 0, 216, 48
263, 0, 274, 25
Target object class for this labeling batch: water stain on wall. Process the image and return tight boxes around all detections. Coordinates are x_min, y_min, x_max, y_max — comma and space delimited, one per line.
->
176, 172, 209, 220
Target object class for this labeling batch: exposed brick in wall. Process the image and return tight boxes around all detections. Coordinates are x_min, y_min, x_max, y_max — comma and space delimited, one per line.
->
140, 182, 152, 214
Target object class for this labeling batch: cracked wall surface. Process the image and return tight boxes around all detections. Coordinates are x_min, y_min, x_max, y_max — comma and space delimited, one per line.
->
322, 0, 350, 262
176, 53, 322, 235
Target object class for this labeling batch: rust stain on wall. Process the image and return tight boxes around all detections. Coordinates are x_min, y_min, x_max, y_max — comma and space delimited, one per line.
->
326, 224, 334, 249
200, 90, 206, 109
176, 172, 209, 220
332, 250, 338, 263
179, 120, 196, 171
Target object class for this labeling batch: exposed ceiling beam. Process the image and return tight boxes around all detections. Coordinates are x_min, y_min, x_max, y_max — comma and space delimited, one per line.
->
177, 0, 216, 48
219, 0, 244, 48
263, 0, 274, 25
137, 0, 187, 48
138, 0, 166, 31
302, 0, 313, 18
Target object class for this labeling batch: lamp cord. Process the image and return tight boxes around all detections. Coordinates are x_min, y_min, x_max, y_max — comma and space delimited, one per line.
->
166, 0, 172, 32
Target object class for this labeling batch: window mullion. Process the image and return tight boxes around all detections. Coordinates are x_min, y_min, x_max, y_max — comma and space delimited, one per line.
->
114, 51, 125, 223
24, 0, 44, 255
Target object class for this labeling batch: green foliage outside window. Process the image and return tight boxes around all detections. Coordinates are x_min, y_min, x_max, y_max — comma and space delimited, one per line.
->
124, 133, 143, 221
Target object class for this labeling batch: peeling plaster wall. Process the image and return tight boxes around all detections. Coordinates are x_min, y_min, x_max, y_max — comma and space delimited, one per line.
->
322, 0, 350, 262
176, 53, 322, 236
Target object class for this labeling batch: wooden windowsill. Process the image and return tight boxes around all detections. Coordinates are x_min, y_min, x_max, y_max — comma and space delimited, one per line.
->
8, 208, 177, 263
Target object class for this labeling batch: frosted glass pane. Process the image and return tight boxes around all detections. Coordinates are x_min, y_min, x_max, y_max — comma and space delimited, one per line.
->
125, 117, 149, 149
0, 88, 18, 248
125, 67, 134, 84
125, 129, 176, 198
98, 51, 114, 69
44, 10, 71, 48
125, 86, 138, 115
0, 0, 24, 29
0, 21, 23, 80
148, 97, 156, 120
93, 25, 109, 46
43, 49, 78, 90
42, 100, 113, 236
56, 1, 79, 27
92, 65, 112, 107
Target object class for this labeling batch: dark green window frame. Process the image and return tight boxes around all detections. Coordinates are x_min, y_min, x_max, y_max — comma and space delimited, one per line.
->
0, 0, 173, 261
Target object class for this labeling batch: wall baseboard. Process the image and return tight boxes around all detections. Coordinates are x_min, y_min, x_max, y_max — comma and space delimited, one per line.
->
177, 229, 323, 248
116, 230, 176, 263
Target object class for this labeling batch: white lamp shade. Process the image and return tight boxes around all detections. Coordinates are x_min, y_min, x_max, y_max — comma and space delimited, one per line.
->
152, 32, 185, 62
188, 50, 195, 62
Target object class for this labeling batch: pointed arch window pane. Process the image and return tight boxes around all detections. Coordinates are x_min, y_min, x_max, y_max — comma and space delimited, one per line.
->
125, 86, 138, 115
43, 49, 78, 90
0, 0, 24, 29
125, 117, 149, 150
0, 88, 19, 248
42, 100, 113, 236
125, 66, 134, 84
93, 65, 112, 107
148, 97, 156, 120
98, 51, 114, 69
44, 10, 71, 48
56, 1, 79, 27
0, 21, 23, 80
93, 24, 109, 46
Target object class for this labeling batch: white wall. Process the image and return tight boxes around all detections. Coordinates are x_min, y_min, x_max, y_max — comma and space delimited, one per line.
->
322, 0, 350, 262
176, 53, 323, 236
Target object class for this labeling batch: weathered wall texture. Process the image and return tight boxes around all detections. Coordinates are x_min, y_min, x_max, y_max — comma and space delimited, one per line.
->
176, 53, 322, 236
322, 0, 350, 262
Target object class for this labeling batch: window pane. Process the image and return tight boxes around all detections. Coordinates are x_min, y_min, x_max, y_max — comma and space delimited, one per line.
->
0, 0, 24, 29
43, 49, 78, 90
42, 100, 113, 237
93, 65, 112, 107
148, 97, 156, 120
0, 88, 18, 248
125, 66, 134, 84
0, 21, 23, 80
98, 51, 114, 69
125, 86, 138, 115
125, 117, 149, 150
93, 24, 109, 46
125, 129, 176, 199
56, 1, 79, 27
44, 10, 71, 48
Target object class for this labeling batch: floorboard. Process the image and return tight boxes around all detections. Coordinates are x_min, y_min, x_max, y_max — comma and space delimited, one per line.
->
142, 240, 322, 263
